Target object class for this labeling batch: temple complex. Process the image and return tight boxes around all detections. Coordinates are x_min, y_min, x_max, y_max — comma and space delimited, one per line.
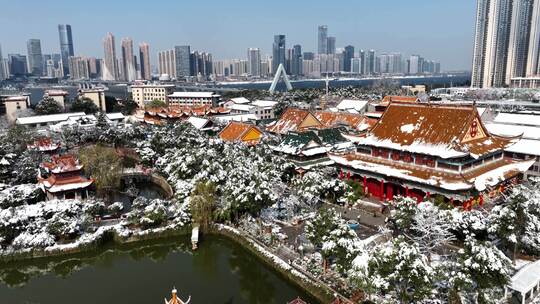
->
329, 102, 534, 208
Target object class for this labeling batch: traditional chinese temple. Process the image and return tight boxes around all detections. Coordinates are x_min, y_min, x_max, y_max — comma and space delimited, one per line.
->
218, 121, 263, 145
266, 108, 375, 135
38, 155, 94, 200
164, 288, 190, 304
27, 137, 61, 153
135, 105, 230, 125
329, 102, 534, 208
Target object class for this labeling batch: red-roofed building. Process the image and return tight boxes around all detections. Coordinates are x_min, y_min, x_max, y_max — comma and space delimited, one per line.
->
38, 155, 93, 200
27, 138, 60, 153
219, 121, 263, 145
266, 107, 373, 135
330, 102, 532, 208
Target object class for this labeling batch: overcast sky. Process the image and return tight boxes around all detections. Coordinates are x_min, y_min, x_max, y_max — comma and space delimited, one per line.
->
0, 0, 475, 71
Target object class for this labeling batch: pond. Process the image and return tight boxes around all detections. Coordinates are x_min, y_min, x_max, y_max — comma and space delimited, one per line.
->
0, 236, 318, 304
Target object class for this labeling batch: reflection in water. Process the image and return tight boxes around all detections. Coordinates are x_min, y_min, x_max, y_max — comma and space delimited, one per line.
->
0, 236, 316, 304
229, 247, 277, 303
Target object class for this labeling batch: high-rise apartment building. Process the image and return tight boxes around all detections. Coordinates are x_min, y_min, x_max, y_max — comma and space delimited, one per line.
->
121, 38, 136, 82
367, 50, 376, 75
174, 45, 191, 79
272, 35, 286, 75
58, 24, 74, 76
247, 48, 261, 77
102, 32, 118, 80
292, 44, 303, 76
68, 56, 90, 79
527, 1, 540, 76
318, 25, 328, 54
409, 55, 421, 75
139, 42, 151, 80
158, 49, 176, 78
343, 45, 354, 72
0, 44, 5, 80
26, 39, 43, 76
472, 0, 514, 87
327, 37, 336, 54
8, 54, 28, 76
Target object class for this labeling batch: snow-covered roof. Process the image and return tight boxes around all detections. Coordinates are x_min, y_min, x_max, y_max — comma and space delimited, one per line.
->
106, 113, 125, 120
362, 102, 516, 159
336, 99, 369, 112
509, 259, 540, 294
230, 104, 255, 112
16, 112, 87, 125
477, 107, 487, 117
485, 123, 540, 140
494, 112, 540, 127
329, 153, 533, 192
45, 90, 69, 96
230, 97, 251, 104
187, 117, 211, 130
3, 95, 28, 102
214, 114, 258, 123
251, 100, 278, 108
168, 92, 219, 98
506, 139, 540, 156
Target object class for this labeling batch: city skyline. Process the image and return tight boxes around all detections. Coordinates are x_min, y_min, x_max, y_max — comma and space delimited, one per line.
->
0, 0, 475, 70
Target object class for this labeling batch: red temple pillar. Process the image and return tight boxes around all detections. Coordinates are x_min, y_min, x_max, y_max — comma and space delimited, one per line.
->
405, 186, 409, 197
347, 171, 351, 181
339, 169, 344, 180
380, 180, 385, 201
363, 176, 367, 194
426, 192, 431, 199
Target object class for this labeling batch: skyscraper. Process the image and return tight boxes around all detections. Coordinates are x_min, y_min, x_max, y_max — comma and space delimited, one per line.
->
292, 44, 303, 76
327, 37, 336, 54
26, 39, 43, 76
158, 49, 176, 78
367, 50, 376, 75
506, 0, 534, 83
343, 45, 354, 72
471, 0, 513, 87
409, 55, 421, 75
174, 45, 191, 79
121, 38, 136, 82
247, 48, 261, 77
359, 50, 366, 74
58, 24, 74, 76
318, 25, 328, 54
102, 32, 118, 81
0, 44, 5, 80
272, 35, 286, 75
139, 42, 151, 80
8, 54, 28, 76
527, 1, 540, 76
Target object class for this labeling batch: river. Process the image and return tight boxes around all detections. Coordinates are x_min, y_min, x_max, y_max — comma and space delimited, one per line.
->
0, 236, 317, 304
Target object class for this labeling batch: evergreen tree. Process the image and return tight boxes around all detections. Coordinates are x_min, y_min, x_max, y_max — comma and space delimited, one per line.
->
34, 97, 63, 115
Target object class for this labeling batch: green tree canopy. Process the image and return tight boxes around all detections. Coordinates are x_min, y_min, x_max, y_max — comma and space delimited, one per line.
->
190, 181, 217, 231
71, 97, 99, 114
79, 145, 123, 197
34, 97, 63, 115
145, 99, 167, 109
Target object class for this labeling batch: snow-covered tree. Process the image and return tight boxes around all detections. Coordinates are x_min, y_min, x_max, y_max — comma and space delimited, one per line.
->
364, 237, 434, 302
488, 180, 540, 256
321, 221, 363, 274
387, 196, 418, 231
305, 208, 341, 249
410, 202, 456, 259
